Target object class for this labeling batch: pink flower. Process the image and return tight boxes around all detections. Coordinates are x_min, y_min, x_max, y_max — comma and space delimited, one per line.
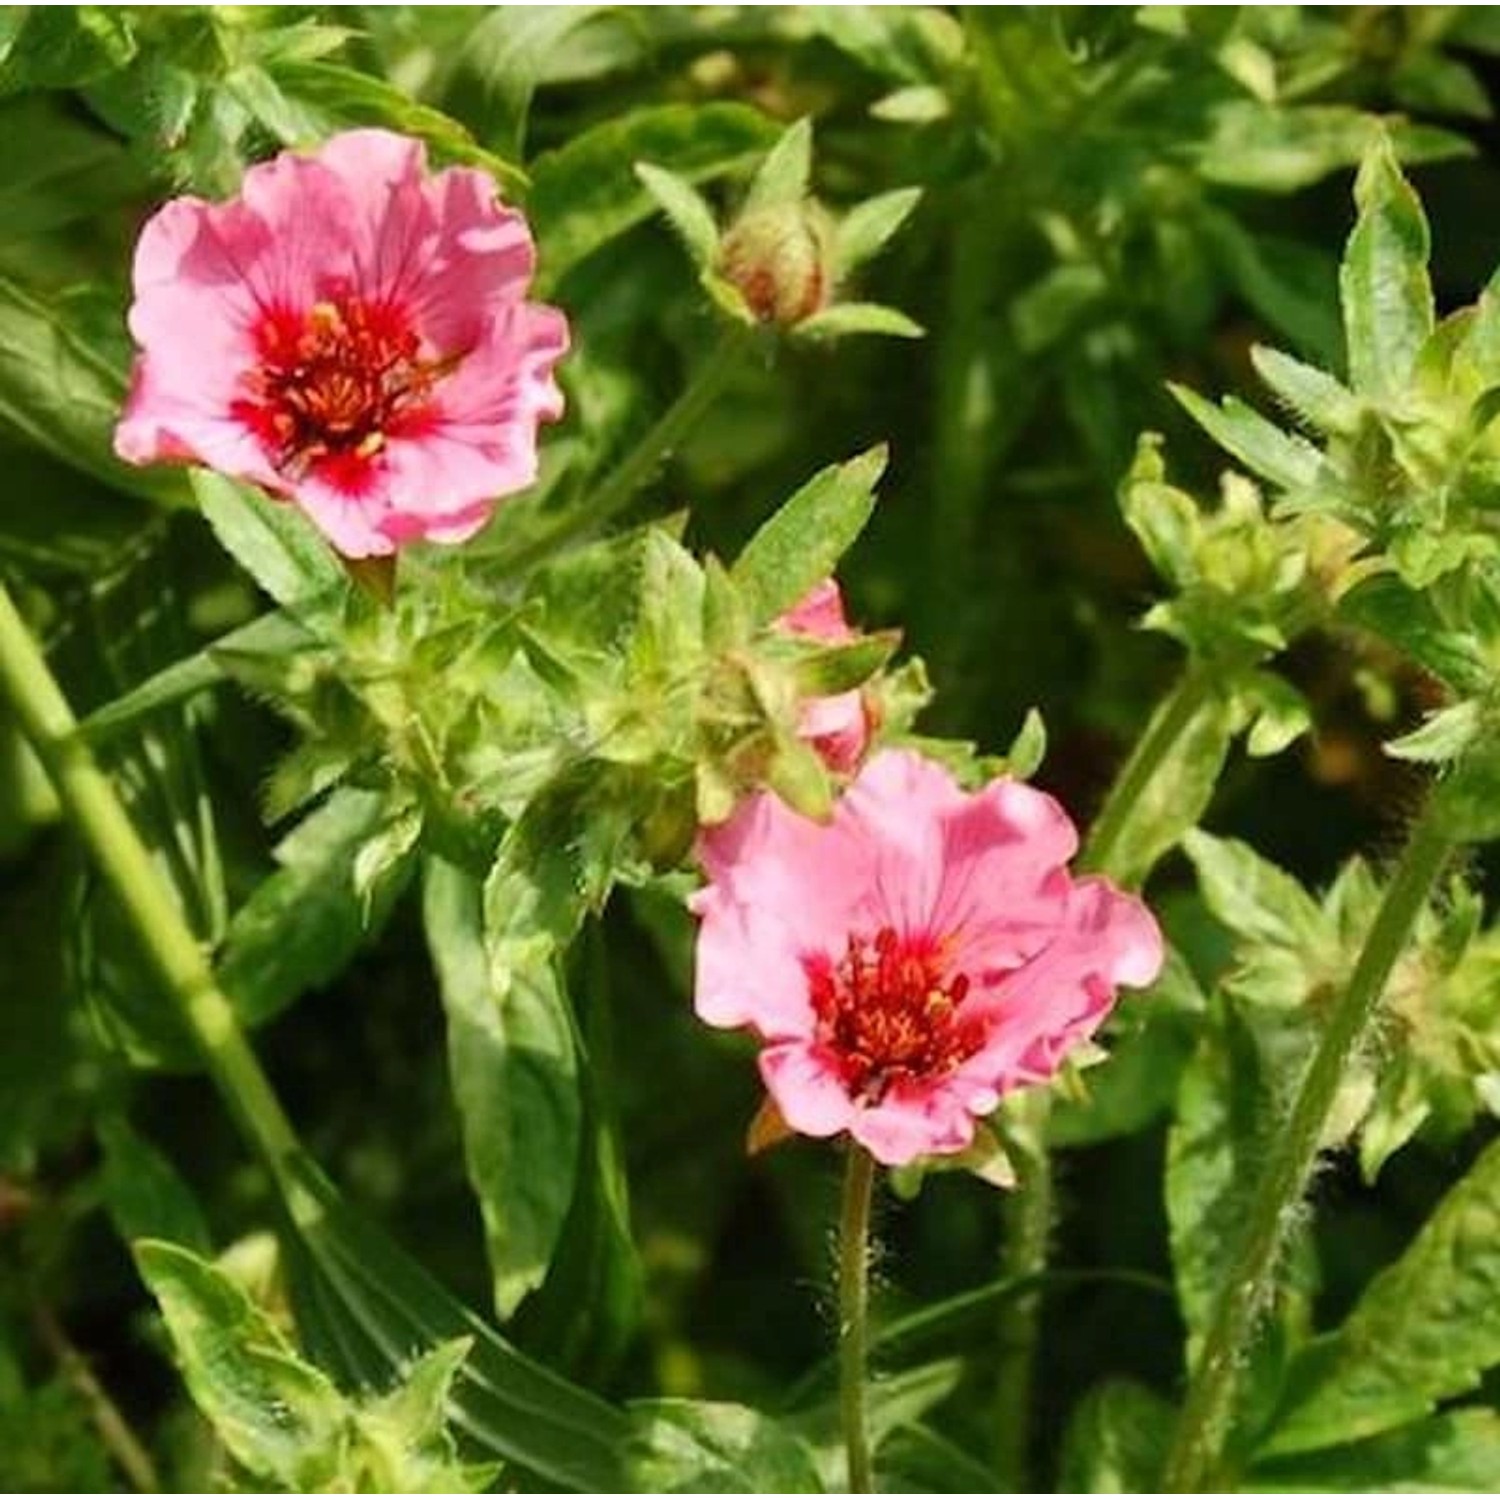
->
778, 579, 872, 773
115, 129, 568, 558
690, 749, 1163, 1166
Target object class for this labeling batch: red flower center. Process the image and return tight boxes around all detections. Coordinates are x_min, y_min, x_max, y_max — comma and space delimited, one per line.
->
806, 926, 982, 1102
235, 294, 448, 489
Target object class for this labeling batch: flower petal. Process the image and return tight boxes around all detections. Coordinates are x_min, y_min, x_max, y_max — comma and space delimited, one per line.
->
759, 1042, 855, 1138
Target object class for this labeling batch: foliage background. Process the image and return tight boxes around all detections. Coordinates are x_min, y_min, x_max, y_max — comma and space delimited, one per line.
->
5, 4, 1500, 1490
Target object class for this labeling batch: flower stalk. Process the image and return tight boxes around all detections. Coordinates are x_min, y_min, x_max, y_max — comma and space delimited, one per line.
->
839, 1144, 877, 1494
0, 581, 304, 1195
494, 326, 753, 577
990, 663, 1216, 1484
1160, 791, 1455, 1490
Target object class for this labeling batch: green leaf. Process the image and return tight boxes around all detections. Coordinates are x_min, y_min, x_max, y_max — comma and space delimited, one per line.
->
731, 448, 886, 624
626, 1400, 823, 1492
79, 611, 313, 745
1340, 136, 1434, 402
1003, 706, 1047, 780
1384, 698, 1483, 764
191, 471, 345, 615
0, 273, 186, 508
282, 1160, 627, 1490
0, 6, 137, 94
1338, 573, 1490, 694
1250, 345, 1362, 439
446, 6, 614, 159
1058, 1378, 1175, 1492
830, 187, 922, 282
635, 162, 721, 268
784, 632, 898, 697
1169, 385, 1323, 493
742, 117, 813, 217
265, 59, 525, 194
134, 1239, 347, 1491
1100, 690, 1235, 890
1121, 436, 1201, 587
220, 789, 415, 1029
1263, 1133, 1500, 1457
1251, 1409, 1500, 1491
530, 103, 778, 295
795, 302, 924, 340
1183, 831, 1325, 955
429, 851, 580, 1318
98, 1116, 211, 1254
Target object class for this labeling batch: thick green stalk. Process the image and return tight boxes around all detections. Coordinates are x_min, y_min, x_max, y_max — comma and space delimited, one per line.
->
991, 665, 1215, 1481
0, 582, 303, 1193
495, 326, 751, 577
1160, 794, 1455, 1491
839, 1145, 877, 1494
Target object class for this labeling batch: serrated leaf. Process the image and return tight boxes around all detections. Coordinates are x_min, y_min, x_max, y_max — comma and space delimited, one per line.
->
192, 472, 345, 616
1251, 1409, 1500, 1491
1058, 1378, 1175, 1492
795, 302, 924, 340
1338, 573, 1490, 694
429, 851, 581, 1319
830, 187, 921, 282
1385, 699, 1482, 764
0, 273, 186, 508
1263, 1134, 1500, 1457
134, 1239, 347, 1491
732, 448, 886, 624
626, 1400, 823, 1493
219, 789, 415, 1029
529, 103, 778, 295
79, 611, 315, 746
635, 161, 721, 268
1251, 345, 1362, 438
1170, 385, 1323, 493
98, 1117, 211, 1254
1340, 136, 1434, 402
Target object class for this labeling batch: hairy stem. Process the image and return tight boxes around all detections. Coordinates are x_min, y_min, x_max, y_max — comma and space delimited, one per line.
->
0, 583, 303, 1193
991, 1089, 1053, 1487
495, 326, 752, 577
990, 664, 1214, 1482
839, 1145, 877, 1494
34, 1303, 161, 1492
1160, 794, 1454, 1491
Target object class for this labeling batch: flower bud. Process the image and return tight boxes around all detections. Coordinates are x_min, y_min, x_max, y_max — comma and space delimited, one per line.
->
716, 202, 831, 326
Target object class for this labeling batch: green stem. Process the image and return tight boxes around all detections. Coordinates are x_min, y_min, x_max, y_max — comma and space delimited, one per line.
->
839, 1145, 877, 1494
989, 664, 1214, 1482
991, 1089, 1053, 1488
1160, 794, 1455, 1491
0, 582, 302, 1190
1082, 665, 1215, 878
496, 326, 752, 577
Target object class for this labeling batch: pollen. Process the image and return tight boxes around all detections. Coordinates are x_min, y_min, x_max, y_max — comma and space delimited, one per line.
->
806, 925, 982, 1102
234, 292, 447, 486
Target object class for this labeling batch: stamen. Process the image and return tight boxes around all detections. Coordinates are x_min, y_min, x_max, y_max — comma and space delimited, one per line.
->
807, 927, 980, 1102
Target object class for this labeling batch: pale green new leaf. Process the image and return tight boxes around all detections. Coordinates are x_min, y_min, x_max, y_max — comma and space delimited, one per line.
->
1250, 345, 1362, 438
830, 187, 922, 282
1384, 698, 1483, 764
1169, 385, 1323, 493
1339, 137, 1434, 402
742, 117, 813, 217
795, 303, 925, 340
